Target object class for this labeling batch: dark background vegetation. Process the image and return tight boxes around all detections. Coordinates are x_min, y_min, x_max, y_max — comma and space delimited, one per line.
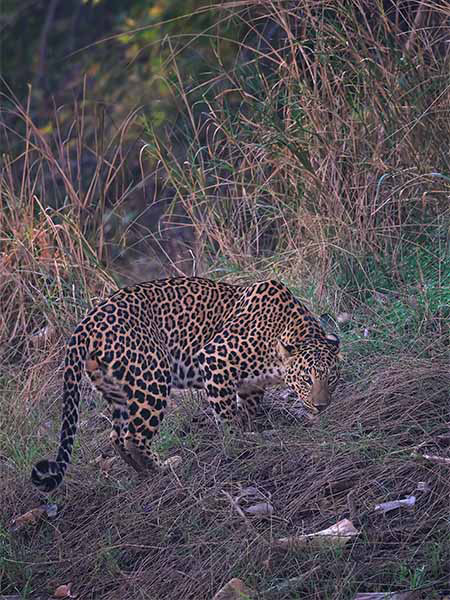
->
1, 1, 449, 599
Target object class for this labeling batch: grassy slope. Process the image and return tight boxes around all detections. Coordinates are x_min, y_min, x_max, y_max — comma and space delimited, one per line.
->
1, 337, 449, 599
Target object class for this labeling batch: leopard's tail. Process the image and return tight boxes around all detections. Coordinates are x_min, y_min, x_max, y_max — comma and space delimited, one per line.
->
31, 340, 85, 493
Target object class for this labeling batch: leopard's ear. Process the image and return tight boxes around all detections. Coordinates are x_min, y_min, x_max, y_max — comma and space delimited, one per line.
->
276, 340, 295, 364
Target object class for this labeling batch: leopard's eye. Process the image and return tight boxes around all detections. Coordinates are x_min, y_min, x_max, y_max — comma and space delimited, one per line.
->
303, 374, 312, 385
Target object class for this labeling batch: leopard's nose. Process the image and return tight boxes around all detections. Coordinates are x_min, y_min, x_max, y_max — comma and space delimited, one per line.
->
310, 378, 330, 412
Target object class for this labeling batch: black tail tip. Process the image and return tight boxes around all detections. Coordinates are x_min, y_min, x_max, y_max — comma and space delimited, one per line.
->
31, 459, 64, 493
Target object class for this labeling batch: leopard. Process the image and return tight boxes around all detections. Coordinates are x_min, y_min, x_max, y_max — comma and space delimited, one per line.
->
31, 277, 341, 493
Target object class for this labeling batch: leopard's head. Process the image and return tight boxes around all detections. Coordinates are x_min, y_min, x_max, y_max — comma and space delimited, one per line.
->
277, 333, 341, 416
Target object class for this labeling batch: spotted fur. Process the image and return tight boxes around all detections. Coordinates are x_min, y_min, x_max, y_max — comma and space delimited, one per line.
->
31, 277, 341, 492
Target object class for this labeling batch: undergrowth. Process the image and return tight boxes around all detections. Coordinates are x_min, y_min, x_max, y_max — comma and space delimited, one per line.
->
1, 352, 449, 599
147, 1, 450, 310
1, 1, 449, 599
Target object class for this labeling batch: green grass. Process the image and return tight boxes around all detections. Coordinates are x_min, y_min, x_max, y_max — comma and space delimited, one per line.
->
336, 238, 450, 359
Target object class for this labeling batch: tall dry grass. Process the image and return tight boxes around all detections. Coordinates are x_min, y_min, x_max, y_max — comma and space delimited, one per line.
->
0, 87, 143, 363
149, 0, 450, 291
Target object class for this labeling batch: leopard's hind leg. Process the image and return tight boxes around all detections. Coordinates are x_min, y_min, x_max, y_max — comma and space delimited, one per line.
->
86, 359, 141, 471
86, 354, 178, 472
